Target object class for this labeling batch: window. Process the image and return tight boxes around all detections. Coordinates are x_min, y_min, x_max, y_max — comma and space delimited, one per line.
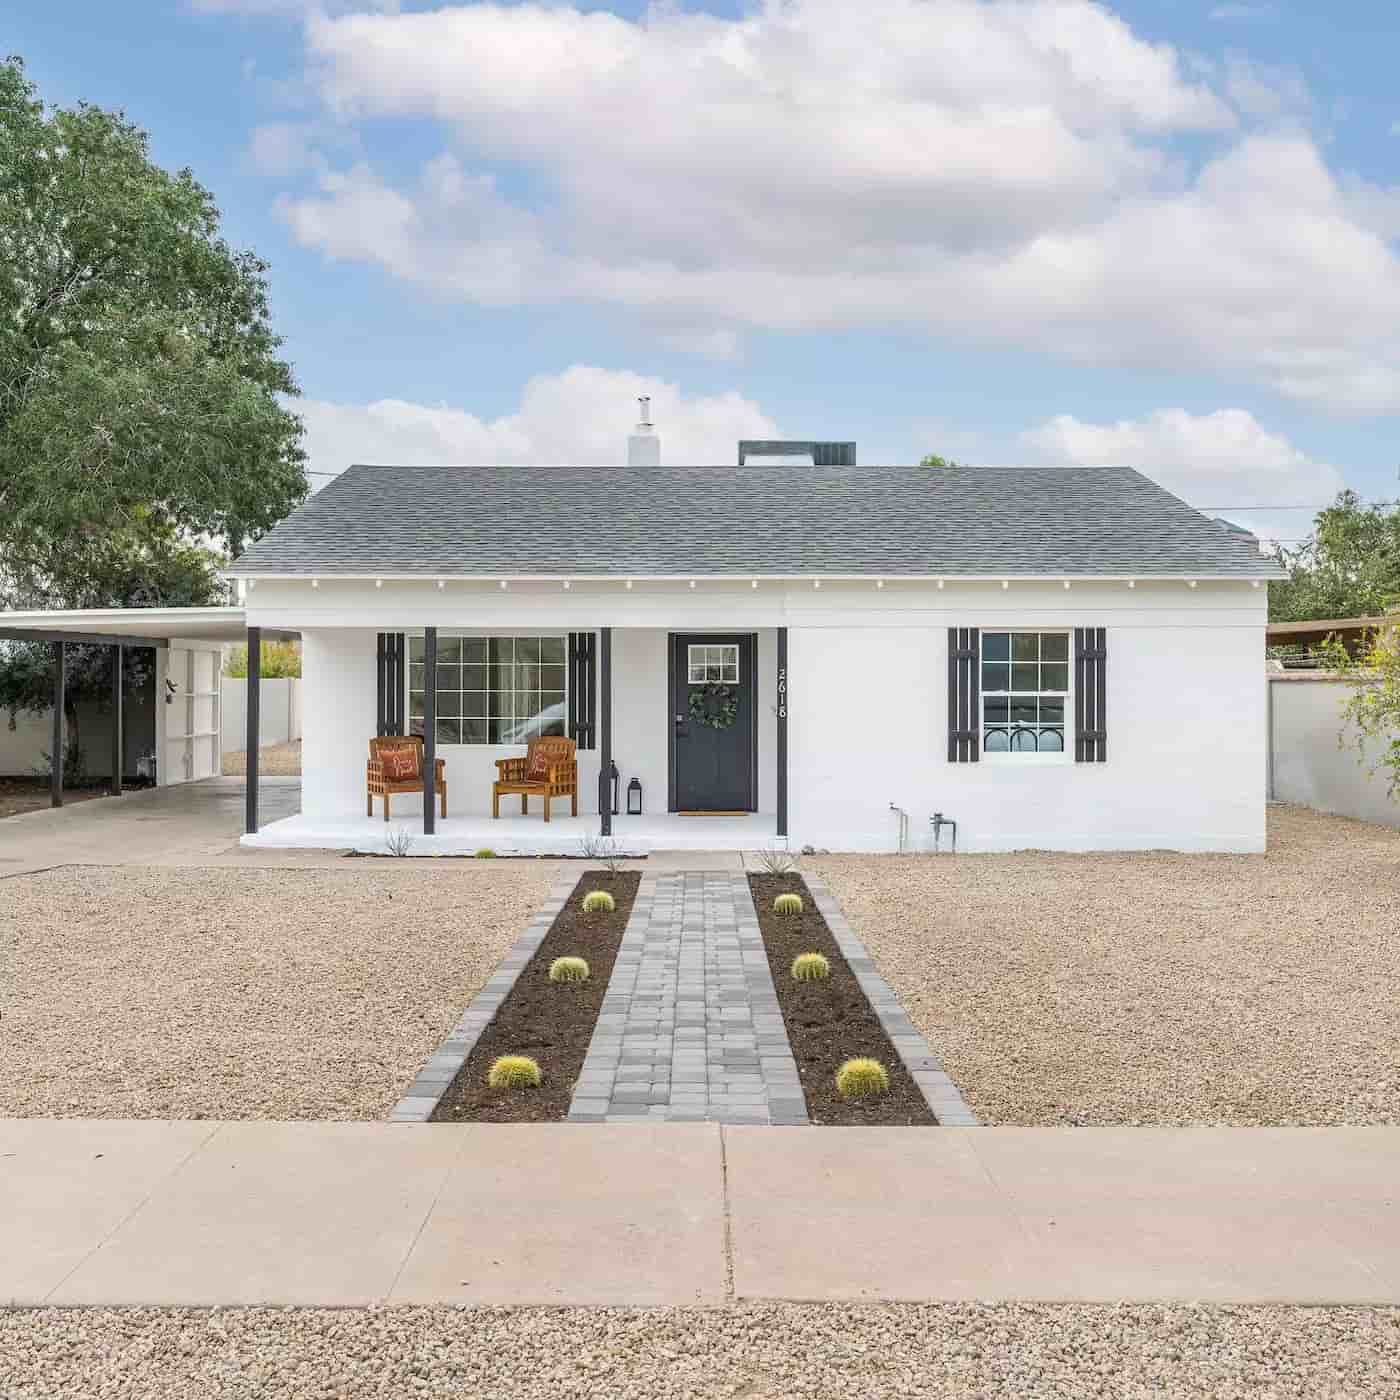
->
688, 643, 740, 684
980, 631, 1070, 756
409, 636, 567, 746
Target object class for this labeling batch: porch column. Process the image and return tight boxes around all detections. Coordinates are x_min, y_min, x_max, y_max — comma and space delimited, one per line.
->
422, 626, 437, 834
109, 645, 123, 796
599, 626, 612, 836
245, 627, 261, 834
50, 641, 65, 808
776, 627, 788, 838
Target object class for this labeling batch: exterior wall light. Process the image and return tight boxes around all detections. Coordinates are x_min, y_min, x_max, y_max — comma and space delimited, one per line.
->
627, 777, 643, 816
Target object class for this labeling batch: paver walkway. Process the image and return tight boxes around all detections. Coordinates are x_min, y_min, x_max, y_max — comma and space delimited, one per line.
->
5, 1121, 1398, 1307
568, 871, 808, 1124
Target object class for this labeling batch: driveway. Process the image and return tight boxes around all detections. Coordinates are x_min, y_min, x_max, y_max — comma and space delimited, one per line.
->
0, 777, 302, 876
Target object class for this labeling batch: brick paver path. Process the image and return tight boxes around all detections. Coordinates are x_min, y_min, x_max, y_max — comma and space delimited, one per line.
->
567, 871, 808, 1124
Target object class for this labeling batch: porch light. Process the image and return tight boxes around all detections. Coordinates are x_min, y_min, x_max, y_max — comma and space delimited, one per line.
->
1188, 580, 1198, 589
689, 580, 697, 589
625, 579, 633, 589
563, 580, 571, 591
499, 580, 508, 590
1127, 579, 1136, 589
813, 579, 821, 589
751, 579, 758, 589
375, 579, 382, 589
1063, 580, 1071, 590
1001, 580, 1009, 590
311, 579, 319, 589
437, 580, 445, 590
627, 777, 643, 816
936, 578, 944, 589
875, 579, 883, 590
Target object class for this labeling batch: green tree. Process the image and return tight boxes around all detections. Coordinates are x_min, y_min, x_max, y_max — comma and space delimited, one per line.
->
1319, 625, 1400, 802
0, 55, 307, 770
1268, 491, 1400, 623
920, 453, 966, 468
224, 639, 301, 679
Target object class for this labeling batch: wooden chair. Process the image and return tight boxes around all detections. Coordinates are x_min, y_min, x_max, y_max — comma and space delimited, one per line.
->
367, 734, 447, 822
492, 735, 578, 823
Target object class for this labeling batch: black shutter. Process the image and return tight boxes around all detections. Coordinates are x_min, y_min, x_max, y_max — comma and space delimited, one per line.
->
376, 632, 406, 736
1075, 627, 1107, 763
947, 627, 980, 763
568, 631, 596, 750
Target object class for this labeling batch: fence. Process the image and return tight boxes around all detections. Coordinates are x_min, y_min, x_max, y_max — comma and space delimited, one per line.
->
1269, 673, 1398, 828
221, 677, 301, 755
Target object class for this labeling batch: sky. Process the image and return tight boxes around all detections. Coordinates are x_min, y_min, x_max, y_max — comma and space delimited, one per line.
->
8, 0, 1400, 544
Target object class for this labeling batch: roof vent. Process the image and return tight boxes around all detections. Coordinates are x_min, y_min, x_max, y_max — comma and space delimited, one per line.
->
627, 396, 661, 466
738, 439, 856, 466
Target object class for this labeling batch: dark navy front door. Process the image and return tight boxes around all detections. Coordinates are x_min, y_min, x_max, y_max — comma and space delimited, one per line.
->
670, 633, 755, 812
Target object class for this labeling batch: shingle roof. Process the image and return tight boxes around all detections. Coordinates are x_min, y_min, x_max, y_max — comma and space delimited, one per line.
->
229, 464, 1283, 578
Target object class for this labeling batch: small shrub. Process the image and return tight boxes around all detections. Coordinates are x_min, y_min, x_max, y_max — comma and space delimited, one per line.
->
475, 848, 496, 859
835, 1058, 889, 1099
385, 826, 414, 857
578, 833, 624, 873
755, 845, 797, 875
581, 889, 615, 914
549, 956, 590, 983
488, 1054, 542, 1090
790, 952, 830, 982
773, 891, 804, 916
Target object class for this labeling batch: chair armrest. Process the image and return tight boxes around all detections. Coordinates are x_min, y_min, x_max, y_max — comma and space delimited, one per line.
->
495, 757, 528, 780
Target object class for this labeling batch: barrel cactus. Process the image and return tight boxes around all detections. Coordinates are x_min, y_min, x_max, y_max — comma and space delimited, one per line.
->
549, 956, 590, 984
488, 1054, 542, 1090
835, 1057, 889, 1099
790, 952, 830, 982
581, 889, 615, 914
773, 892, 804, 916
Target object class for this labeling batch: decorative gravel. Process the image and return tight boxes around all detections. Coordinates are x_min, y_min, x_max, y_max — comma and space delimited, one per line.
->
222, 741, 302, 776
809, 805, 1400, 1126
1, 1304, 1395, 1398
0, 862, 556, 1119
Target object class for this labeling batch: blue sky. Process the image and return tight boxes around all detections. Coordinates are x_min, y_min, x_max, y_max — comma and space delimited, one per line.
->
9, 0, 1400, 542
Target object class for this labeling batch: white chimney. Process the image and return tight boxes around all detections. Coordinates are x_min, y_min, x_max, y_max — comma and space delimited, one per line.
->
627, 395, 661, 466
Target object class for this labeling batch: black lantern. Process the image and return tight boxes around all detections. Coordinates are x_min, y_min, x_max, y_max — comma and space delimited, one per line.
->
600, 759, 620, 816
627, 777, 643, 816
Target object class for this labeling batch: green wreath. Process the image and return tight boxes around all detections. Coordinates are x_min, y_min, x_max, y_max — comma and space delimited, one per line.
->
688, 682, 739, 731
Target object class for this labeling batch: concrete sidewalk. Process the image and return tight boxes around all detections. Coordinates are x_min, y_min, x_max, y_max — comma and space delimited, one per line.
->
4, 1121, 1398, 1308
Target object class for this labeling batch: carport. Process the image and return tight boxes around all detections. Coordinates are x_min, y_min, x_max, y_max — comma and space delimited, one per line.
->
0, 608, 292, 815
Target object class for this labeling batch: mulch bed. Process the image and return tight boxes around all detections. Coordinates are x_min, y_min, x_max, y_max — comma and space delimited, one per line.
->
430, 870, 639, 1123
750, 873, 936, 1127
0, 780, 110, 821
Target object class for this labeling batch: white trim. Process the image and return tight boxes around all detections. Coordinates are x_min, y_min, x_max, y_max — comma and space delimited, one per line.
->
222, 571, 1278, 584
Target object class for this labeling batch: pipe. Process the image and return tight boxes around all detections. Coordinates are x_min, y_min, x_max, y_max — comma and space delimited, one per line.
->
889, 803, 909, 854
930, 811, 957, 854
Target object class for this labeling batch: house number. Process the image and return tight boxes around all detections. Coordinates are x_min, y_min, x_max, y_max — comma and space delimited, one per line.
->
777, 666, 787, 720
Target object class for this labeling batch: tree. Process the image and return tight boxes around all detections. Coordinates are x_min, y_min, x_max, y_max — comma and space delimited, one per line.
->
920, 453, 966, 468
1268, 490, 1400, 623
1320, 625, 1400, 801
0, 56, 307, 769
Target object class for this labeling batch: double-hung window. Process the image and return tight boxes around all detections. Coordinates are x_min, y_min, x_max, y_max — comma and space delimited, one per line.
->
980, 631, 1071, 758
409, 635, 567, 746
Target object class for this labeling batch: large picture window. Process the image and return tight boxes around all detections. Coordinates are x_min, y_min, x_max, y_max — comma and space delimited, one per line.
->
981, 631, 1070, 756
409, 635, 567, 746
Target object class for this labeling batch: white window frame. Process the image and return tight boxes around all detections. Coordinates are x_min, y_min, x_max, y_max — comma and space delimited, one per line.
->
687, 642, 740, 685
979, 629, 1073, 766
407, 633, 569, 748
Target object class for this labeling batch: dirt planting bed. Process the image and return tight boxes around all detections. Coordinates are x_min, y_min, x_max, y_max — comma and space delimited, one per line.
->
750, 873, 935, 1126
431, 870, 639, 1123
0, 779, 109, 820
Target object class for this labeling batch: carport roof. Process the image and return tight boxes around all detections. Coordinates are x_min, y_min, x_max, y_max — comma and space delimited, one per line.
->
0, 607, 271, 645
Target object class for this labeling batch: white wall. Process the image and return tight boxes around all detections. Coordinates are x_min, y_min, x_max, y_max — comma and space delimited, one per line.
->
1270, 675, 1398, 828
259, 578, 1267, 850
221, 678, 302, 755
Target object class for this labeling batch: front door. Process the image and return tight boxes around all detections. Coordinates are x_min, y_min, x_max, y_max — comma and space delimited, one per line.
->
670, 633, 756, 812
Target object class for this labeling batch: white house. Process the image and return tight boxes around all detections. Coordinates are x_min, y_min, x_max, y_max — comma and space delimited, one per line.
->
222, 435, 1281, 855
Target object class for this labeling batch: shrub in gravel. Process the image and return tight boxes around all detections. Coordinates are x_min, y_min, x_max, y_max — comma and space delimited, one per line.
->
581, 889, 616, 914
836, 1058, 889, 1099
549, 956, 590, 984
475, 848, 496, 858
791, 952, 831, 981
488, 1055, 542, 1090
773, 892, 804, 916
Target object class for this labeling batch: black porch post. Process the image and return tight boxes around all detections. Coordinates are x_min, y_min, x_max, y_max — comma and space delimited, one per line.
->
422, 627, 437, 834
599, 627, 612, 836
245, 627, 261, 834
50, 641, 65, 807
776, 627, 788, 838
109, 645, 124, 796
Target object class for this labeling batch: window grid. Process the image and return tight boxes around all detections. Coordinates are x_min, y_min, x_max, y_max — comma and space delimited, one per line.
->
688, 643, 740, 684
408, 635, 567, 746
980, 631, 1070, 756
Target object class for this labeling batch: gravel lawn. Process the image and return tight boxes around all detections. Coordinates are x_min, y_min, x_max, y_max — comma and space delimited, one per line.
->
810, 805, 1400, 1127
1, 1304, 1395, 1398
0, 861, 557, 1118
223, 740, 301, 776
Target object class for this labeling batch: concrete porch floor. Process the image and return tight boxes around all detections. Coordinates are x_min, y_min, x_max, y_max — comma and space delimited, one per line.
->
4, 1121, 1398, 1308
240, 808, 781, 856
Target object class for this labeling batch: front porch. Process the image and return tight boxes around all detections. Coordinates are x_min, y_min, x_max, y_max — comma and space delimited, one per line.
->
241, 807, 780, 856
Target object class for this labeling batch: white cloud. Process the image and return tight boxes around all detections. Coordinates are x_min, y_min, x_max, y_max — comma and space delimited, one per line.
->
295, 365, 780, 481
263, 0, 1400, 414
1021, 406, 1344, 542
247, 122, 320, 176
192, 0, 396, 13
